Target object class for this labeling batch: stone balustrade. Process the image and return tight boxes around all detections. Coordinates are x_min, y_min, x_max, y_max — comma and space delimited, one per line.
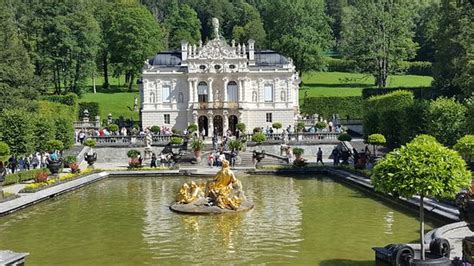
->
87, 132, 340, 147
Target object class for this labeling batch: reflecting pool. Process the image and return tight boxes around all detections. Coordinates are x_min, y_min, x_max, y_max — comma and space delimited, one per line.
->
0, 175, 439, 265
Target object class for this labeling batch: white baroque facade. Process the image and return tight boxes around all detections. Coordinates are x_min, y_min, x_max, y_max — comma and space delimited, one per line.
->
140, 22, 299, 136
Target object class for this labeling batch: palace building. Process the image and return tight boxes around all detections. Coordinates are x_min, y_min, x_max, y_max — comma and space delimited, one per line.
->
140, 19, 300, 136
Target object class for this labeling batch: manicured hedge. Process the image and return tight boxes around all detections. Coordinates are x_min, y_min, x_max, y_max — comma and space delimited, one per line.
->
301, 96, 364, 119
41, 93, 78, 110
78, 102, 100, 121
326, 57, 358, 72
364, 90, 415, 149
326, 58, 432, 76
1, 169, 50, 186
362, 87, 436, 99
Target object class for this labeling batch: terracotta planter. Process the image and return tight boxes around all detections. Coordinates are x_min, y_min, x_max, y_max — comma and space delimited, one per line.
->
194, 150, 202, 162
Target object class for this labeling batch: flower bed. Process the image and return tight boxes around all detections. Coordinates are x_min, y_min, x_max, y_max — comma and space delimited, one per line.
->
20, 168, 95, 193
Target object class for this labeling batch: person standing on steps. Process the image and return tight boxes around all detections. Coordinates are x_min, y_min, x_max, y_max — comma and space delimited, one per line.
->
316, 147, 324, 165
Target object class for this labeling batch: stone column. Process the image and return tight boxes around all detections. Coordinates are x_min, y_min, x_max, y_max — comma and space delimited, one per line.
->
192, 111, 198, 125
238, 78, 244, 102
223, 77, 229, 102
286, 78, 291, 103
188, 78, 194, 103
207, 110, 214, 137
171, 79, 177, 104
223, 110, 229, 135
274, 78, 279, 102
193, 78, 199, 104
208, 78, 214, 103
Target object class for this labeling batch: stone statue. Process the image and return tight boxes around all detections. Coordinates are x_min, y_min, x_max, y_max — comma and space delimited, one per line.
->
172, 160, 251, 213
144, 131, 153, 159
212, 18, 220, 39
134, 96, 138, 112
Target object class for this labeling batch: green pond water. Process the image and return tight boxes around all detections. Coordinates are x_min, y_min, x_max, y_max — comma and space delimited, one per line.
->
0, 175, 439, 265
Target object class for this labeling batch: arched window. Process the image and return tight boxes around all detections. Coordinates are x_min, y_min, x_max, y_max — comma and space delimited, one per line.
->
227, 81, 238, 102
150, 92, 156, 103
252, 91, 258, 102
197, 81, 208, 103
280, 90, 286, 101
178, 92, 184, 103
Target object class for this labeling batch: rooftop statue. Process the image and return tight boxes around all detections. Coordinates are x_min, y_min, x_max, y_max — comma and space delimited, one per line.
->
212, 17, 220, 39
171, 159, 253, 213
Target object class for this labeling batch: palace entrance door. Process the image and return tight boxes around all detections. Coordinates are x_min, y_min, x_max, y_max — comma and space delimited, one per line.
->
213, 115, 223, 136
228, 115, 238, 135
198, 116, 208, 136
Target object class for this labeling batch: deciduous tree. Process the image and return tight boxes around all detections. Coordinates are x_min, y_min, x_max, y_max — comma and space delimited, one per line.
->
340, 0, 417, 87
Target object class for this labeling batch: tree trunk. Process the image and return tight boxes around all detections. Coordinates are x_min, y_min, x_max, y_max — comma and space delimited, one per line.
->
128, 73, 134, 91
102, 53, 109, 89
420, 195, 425, 260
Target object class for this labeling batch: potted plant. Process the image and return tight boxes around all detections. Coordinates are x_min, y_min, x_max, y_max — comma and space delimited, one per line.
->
170, 136, 183, 146
296, 122, 306, 133
187, 124, 198, 135
372, 135, 471, 262
108, 124, 119, 135
272, 122, 282, 134
190, 139, 204, 162
367, 133, 386, 157
229, 139, 243, 152
337, 133, 352, 142
35, 171, 49, 183
315, 121, 326, 132
45, 140, 64, 175
236, 123, 246, 134
83, 139, 97, 166
127, 149, 142, 168
251, 132, 266, 146
63, 156, 77, 168
150, 125, 161, 135
454, 134, 474, 169
293, 147, 304, 160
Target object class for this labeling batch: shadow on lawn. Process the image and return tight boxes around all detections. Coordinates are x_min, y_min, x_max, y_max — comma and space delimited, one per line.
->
83, 85, 139, 93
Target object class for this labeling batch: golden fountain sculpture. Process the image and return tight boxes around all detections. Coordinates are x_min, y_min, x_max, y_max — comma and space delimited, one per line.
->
170, 160, 253, 214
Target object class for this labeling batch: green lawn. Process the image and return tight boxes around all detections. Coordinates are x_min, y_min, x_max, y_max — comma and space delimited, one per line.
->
300, 72, 433, 98
79, 72, 433, 119
79, 92, 140, 120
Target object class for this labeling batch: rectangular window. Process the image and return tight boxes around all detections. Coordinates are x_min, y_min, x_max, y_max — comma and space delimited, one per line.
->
266, 113, 272, 123
264, 84, 273, 102
162, 85, 171, 102
164, 114, 170, 124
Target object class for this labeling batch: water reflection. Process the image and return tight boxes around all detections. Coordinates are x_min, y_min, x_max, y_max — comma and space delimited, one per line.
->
384, 211, 394, 235
141, 176, 303, 264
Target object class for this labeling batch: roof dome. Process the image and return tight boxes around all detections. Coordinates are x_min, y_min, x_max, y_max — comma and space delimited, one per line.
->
254, 50, 289, 66
149, 52, 182, 66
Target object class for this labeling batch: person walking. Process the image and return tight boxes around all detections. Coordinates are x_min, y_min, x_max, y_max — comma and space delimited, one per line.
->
201, 128, 206, 141
352, 148, 359, 167
331, 147, 340, 166
316, 148, 324, 165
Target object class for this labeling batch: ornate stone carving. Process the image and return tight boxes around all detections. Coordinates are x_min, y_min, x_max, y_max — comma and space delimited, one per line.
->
197, 39, 239, 60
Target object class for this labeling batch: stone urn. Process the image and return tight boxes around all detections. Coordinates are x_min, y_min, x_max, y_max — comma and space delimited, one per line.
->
84, 153, 97, 166
253, 150, 265, 163
47, 159, 63, 175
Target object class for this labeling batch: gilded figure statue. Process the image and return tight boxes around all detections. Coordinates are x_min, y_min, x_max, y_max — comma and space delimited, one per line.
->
172, 159, 251, 213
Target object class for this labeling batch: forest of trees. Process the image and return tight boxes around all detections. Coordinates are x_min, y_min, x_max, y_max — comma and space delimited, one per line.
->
0, 0, 472, 113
